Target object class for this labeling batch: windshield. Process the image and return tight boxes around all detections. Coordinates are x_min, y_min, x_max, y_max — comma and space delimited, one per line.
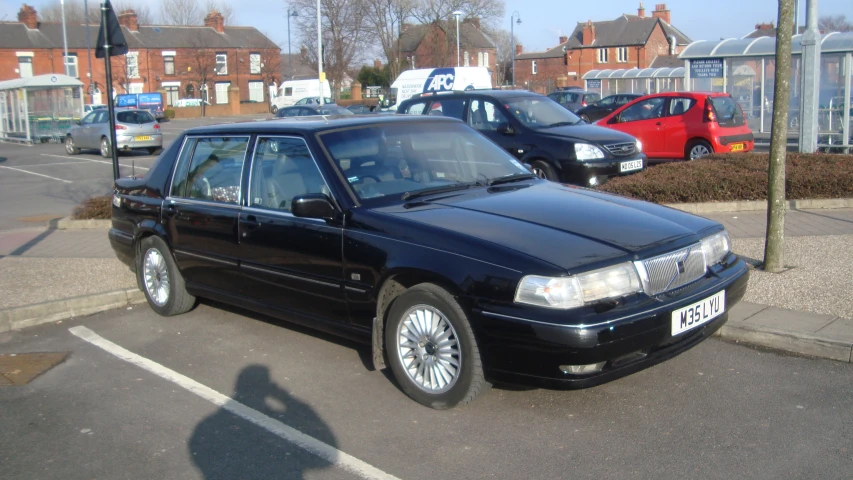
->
504, 97, 582, 128
319, 122, 532, 202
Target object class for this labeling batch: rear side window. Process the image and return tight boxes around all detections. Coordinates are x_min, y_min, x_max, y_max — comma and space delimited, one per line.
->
402, 100, 429, 115
584, 93, 601, 103
426, 98, 468, 119
116, 111, 155, 124
170, 137, 250, 204
668, 98, 696, 116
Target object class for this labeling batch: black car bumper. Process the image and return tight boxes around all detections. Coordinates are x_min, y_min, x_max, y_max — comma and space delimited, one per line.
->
560, 154, 646, 186
109, 227, 135, 269
471, 256, 749, 389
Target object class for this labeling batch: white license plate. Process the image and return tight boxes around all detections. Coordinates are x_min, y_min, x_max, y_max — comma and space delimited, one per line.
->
620, 160, 643, 172
671, 290, 726, 336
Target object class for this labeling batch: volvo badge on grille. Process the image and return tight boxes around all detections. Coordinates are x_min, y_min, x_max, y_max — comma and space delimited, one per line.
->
664, 250, 691, 291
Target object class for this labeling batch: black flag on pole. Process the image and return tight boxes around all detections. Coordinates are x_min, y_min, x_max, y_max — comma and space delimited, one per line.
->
95, 0, 128, 58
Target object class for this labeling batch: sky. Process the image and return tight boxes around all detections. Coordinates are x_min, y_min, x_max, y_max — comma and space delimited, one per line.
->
1, 0, 850, 54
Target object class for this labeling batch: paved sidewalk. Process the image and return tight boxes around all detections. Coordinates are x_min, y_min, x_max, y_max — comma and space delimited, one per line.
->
0, 209, 852, 363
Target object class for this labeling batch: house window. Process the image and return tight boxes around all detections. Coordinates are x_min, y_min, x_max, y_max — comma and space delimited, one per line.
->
617, 47, 628, 63
186, 84, 195, 98
249, 53, 261, 74
164, 86, 179, 106
164, 56, 175, 75
18, 56, 33, 78
64, 53, 78, 77
532, 60, 538, 75
483, 52, 489, 68
248, 81, 264, 102
464, 51, 470, 67
215, 82, 230, 104
126, 52, 139, 78
215, 53, 227, 75
597, 48, 609, 63
129, 83, 144, 94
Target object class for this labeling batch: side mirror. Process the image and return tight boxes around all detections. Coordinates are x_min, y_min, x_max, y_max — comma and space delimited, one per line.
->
291, 193, 336, 220
522, 163, 534, 173
608, 115, 620, 125
497, 122, 514, 135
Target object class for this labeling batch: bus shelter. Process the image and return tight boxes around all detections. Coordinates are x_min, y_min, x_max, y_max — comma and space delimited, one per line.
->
680, 32, 853, 149
0, 74, 84, 144
583, 67, 685, 98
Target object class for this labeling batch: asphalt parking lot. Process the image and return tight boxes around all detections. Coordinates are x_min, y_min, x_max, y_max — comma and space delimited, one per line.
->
0, 114, 268, 231
2, 301, 852, 479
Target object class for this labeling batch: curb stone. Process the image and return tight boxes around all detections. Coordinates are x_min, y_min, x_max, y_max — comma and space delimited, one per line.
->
665, 197, 853, 214
0, 289, 145, 333
52, 217, 111, 230
717, 323, 853, 363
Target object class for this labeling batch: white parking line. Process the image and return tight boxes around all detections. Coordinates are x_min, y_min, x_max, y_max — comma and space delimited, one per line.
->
0, 165, 73, 183
40, 154, 150, 171
68, 326, 401, 480
16, 161, 94, 167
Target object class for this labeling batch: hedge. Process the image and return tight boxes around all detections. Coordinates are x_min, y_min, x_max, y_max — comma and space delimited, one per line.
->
597, 153, 853, 204
72, 195, 112, 220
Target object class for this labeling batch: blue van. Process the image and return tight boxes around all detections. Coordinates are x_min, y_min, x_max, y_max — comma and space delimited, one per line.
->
115, 92, 165, 119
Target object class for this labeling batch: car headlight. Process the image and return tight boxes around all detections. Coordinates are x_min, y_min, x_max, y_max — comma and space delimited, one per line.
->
635, 139, 643, 153
701, 230, 731, 265
574, 143, 606, 161
515, 262, 642, 309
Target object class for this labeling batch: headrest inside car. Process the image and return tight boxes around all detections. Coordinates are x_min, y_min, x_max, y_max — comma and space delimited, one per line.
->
327, 135, 380, 159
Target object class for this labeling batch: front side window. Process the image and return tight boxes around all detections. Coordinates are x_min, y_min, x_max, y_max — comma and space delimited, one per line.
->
402, 100, 428, 115
319, 123, 530, 202
619, 97, 666, 122
468, 99, 509, 131
425, 98, 468, 119
171, 137, 250, 204
164, 56, 175, 75
126, 53, 138, 78
81, 111, 97, 125
284, 87, 293, 96
215, 53, 227, 75
598, 96, 616, 107
505, 97, 583, 128
249, 137, 329, 212
64, 54, 78, 77
249, 53, 261, 74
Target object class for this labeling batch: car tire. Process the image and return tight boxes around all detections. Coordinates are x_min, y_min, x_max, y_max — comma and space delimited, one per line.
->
270, 105, 278, 114
385, 283, 490, 409
100, 137, 111, 158
138, 236, 196, 317
685, 139, 713, 160
147, 147, 162, 156
580, 114, 591, 123
530, 160, 558, 181
65, 135, 80, 155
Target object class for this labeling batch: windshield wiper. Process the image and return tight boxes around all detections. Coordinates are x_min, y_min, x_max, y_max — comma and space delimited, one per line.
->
488, 172, 538, 186
545, 121, 578, 128
402, 183, 475, 201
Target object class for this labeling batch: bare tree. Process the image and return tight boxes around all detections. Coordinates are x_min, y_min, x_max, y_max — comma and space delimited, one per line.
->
483, 26, 510, 86
818, 14, 852, 32
411, 0, 504, 29
160, 0, 203, 25
764, 0, 795, 273
258, 48, 282, 101
182, 39, 218, 116
364, 0, 416, 82
291, 0, 371, 94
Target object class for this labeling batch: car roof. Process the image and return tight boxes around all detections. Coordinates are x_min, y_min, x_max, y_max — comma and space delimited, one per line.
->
185, 114, 461, 135
408, 89, 544, 102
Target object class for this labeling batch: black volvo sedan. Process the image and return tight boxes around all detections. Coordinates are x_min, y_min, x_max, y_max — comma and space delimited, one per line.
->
109, 115, 748, 409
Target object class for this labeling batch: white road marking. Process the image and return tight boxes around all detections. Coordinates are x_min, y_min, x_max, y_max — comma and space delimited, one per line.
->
0, 165, 73, 183
68, 326, 401, 480
40, 153, 150, 171
15, 161, 94, 167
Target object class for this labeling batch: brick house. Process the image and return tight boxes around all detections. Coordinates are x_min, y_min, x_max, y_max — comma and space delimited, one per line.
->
0, 4, 280, 107
399, 18, 496, 74
514, 3, 691, 92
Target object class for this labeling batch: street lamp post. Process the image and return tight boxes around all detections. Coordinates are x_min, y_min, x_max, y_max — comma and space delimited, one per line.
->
511, 11, 521, 87
452, 11, 463, 67
317, 0, 323, 106
60, 0, 70, 76
287, 7, 298, 80
84, 0, 94, 103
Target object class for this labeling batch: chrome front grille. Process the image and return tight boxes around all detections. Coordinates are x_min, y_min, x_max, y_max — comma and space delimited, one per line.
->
603, 142, 637, 157
639, 244, 707, 296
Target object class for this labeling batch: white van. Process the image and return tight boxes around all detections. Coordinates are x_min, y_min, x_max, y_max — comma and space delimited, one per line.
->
382, 67, 492, 112
270, 79, 332, 113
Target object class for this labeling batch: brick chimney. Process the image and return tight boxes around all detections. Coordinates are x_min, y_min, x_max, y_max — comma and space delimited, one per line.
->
374, 58, 382, 69
652, 3, 671, 24
755, 22, 774, 31
118, 10, 138, 32
638, 2, 645, 18
515, 44, 523, 56
559, 35, 568, 45
582, 20, 595, 46
204, 10, 225, 33
18, 4, 38, 30
469, 16, 480, 29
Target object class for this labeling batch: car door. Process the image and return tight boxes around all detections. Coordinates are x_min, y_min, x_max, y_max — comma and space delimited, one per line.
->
73, 111, 97, 148
607, 97, 667, 157
661, 97, 697, 158
592, 95, 616, 120
162, 135, 250, 295
87, 110, 110, 148
238, 135, 348, 323
467, 97, 522, 158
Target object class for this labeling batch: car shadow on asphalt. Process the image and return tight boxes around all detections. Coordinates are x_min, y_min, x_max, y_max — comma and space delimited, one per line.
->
188, 364, 339, 479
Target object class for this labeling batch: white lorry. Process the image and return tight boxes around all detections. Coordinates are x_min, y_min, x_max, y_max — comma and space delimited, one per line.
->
381, 67, 492, 112
270, 79, 332, 113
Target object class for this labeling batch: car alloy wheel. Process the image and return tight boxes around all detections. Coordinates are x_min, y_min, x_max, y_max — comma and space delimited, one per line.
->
395, 304, 461, 394
101, 137, 111, 158
689, 143, 711, 160
143, 247, 170, 307
65, 135, 79, 155
580, 114, 590, 123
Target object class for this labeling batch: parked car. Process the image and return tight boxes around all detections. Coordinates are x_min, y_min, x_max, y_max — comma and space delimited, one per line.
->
294, 96, 335, 106
397, 90, 646, 186
547, 89, 601, 113
575, 94, 643, 123
83, 104, 106, 114
346, 104, 377, 114
275, 104, 354, 117
109, 114, 748, 408
597, 92, 755, 160
173, 98, 210, 108
65, 108, 163, 157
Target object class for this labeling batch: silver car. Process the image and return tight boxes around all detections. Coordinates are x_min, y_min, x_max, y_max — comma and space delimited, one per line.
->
65, 108, 163, 157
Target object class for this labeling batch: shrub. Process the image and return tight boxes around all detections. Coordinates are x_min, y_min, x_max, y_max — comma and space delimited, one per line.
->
164, 109, 176, 119
597, 153, 853, 203
72, 195, 112, 220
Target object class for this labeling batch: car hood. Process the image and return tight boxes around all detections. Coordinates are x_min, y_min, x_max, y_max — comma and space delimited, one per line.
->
377, 182, 718, 272
535, 123, 636, 145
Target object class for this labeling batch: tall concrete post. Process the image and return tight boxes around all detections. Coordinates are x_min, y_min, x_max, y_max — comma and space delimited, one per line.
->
798, 0, 821, 153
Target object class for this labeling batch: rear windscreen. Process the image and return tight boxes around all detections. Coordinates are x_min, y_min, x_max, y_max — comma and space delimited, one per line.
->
710, 96, 745, 127
117, 111, 155, 124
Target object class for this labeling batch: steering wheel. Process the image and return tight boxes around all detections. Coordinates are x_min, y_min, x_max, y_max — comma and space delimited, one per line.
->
354, 175, 382, 184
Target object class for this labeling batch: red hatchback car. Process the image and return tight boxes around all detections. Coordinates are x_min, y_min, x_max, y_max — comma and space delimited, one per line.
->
596, 92, 754, 160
